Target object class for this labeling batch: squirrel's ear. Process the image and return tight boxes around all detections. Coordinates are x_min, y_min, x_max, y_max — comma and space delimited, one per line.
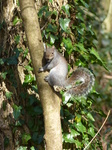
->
52, 45, 55, 49
43, 43, 47, 52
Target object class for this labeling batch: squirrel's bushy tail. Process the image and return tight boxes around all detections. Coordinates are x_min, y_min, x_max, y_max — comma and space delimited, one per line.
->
65, 67, 95, 96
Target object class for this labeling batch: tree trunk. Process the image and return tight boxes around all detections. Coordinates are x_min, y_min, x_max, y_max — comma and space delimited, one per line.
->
0, 0, 16, 149
102, 0, 112, 32
19, 0, 62, 149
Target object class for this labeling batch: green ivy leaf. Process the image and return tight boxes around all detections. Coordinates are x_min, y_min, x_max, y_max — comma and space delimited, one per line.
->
59, 18, 70, 33
75, 43, 88, 53
62, 4, 70, 16
17, 146, 27, 150
15, 35, 20, 44
42, 30, 49, 39
75, 43, 90, 61
38, 6, 48, 18
0, 58, 5, 65
15, 120, 22, 126
6, 55, 18, 65
16, 48, 20, 57
75, 59, 86, 67
23, 48, 29, 58
24, 74, 34, 83
87, 112, 95, 121
76, 23, 86, 35
76, 12, 84, 21
63, 133, 75, 143
49, 0, 53, 2
5, 92, 13, 99
75, 114, 81, 123
70, 129, 80, 137
25, 65, 33, 71
22, 133, 31, 145
32, 132, 38, 142
46, 24, 57, 33
31, 85, 38, 94
34, 106, 43, 115
62, 93, 70, 104
0, 72, 7, 79
50, 34, 58, 44
74, 122, 86, 134
13, 105, 22, 120
80, 0, 89, 8
89, 47, 109, 70
30, 146, 35, 150
37, 135, 44, 144
83, 133, 89, 141
17, 1, 20, 6
88, 25, 95, 35
74, 140, 82, 148
13, 16, 21, 25
28, 95, 37, 105
66, 102, 73, 107
88, 127, 95, 137
64, 109, 75, 120
98, 110, 107, 117
76, 26, 84, 35
45, 11, 52, 18
4, 137, 9, 148
62, 38, 73, 50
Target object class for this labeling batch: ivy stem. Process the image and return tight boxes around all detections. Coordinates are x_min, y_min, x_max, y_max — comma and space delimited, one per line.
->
84, 110, 111, 150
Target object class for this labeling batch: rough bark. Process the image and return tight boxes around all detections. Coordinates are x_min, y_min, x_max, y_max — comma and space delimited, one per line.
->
19, 0, 62, 150
0, 0, 16, 149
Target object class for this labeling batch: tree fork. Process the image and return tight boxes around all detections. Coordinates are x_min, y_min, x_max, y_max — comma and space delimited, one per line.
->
19, 0, 62, 149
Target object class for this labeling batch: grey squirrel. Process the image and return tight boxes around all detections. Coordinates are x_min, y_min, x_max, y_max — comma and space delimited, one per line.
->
39, 46, 95, 97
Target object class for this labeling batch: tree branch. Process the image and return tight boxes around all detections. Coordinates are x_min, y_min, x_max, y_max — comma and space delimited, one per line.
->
19, 0, 62, 149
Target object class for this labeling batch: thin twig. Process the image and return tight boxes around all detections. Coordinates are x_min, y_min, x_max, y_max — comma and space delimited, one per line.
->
83, 110, 111, 150
103, 74, 112, 79
40, 21, 49, 30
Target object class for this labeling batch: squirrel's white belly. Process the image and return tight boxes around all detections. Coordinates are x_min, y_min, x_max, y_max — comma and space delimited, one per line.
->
49, 66, 67, 86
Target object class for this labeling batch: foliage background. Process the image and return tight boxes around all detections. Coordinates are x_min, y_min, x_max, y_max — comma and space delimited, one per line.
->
0, 0, 112, 149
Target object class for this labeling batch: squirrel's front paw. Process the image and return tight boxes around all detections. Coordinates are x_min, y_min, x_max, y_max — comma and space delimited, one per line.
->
53, 85, 66, 92
44, 76, 49, 82
38, 67, 44, 72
